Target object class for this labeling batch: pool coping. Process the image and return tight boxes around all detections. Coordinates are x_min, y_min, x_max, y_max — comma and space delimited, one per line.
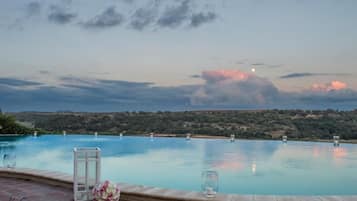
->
0, 168, 356, 201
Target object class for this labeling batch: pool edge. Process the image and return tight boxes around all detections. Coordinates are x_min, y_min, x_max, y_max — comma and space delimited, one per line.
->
0, 168, 356, 201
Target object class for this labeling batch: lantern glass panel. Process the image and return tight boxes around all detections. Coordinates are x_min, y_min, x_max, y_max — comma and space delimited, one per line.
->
3, 153, 16, 168
201, 170, 219, 197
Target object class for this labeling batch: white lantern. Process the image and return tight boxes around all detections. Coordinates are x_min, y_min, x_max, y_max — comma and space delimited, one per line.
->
73, 147, 101, 201
230, 134, 235, 142
251, 162, 257, 175
282, 136, 287, 143
333, 136, 340, 146
94, 132, 98, 137
63, 130, 67, 136
186, 133, 191, 141
34, 131, 37, 137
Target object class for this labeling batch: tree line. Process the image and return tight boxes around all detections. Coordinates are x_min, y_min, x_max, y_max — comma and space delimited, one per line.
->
10, 109, 357, 140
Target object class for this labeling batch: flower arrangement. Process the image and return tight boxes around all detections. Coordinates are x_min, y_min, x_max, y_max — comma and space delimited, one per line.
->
92, 180, 120, 201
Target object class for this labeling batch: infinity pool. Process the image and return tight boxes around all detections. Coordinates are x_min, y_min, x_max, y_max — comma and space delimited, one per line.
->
1, 135, 357, 195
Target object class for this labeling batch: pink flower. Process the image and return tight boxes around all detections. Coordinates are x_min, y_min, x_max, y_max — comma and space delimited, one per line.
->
92, 181, 120, 201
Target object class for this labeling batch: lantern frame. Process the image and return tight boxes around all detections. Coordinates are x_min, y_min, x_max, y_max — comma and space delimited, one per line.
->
73, 147, 101, 201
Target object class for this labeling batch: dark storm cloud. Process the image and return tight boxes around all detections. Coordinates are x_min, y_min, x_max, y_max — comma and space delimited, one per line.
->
0, 78, 42, 87
48, 5, 77, 24
81, 6, 124, 29
190, 11, 217, 27
280, 73, 348, 79
26, 1, 41, 17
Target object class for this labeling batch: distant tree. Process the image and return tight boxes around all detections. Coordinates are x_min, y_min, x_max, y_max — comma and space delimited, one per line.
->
0, 113, 36, 134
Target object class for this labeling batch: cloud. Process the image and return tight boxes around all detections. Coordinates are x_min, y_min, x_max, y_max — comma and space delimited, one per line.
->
267, 64, 283, 68
280, 72, 349, 79
128, 0, 218, 30
6, 1, 41, 31
280, 73, 318, 79
39, 70, 50, 75
156, 0, 217, 29
247, 63, 283, 69
190, 11, 217, 27
251, 63, 265, 66
98, 79, 153, 87
202, 69, 251, 83
1, 72, 357, 111
0, 78, 42, 87
311, 81, 347, 92
0, 76, 192, 112
26, 1, 41, 17
130, 7, 158, 31
120, 0, 136, 4
81, 6, 124, 29
190, 74, 201, 78
191, 70, 280, 106
48, 5, 77, 24
7, 18, 24, 31
157, 0, 191, 28
17, 0, 216, 31
190, 70, 357, 109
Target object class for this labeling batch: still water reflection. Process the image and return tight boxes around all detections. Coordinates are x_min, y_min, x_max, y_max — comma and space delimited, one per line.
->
1, 135, 357, 195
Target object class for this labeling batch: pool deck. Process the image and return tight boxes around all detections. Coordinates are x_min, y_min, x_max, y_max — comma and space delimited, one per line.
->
0, 168, 356, 201
0, 177, 73, 201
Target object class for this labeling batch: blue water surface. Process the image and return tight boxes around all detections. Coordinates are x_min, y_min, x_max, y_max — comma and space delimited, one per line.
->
1, 134, 357, 195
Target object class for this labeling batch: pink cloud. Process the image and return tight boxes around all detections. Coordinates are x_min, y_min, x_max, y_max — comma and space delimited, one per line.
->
311, 81, 347, 92
202, 69, 252, 82
191, 69, 279, 105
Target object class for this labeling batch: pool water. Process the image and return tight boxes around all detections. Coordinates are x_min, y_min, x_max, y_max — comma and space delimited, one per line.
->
1, 135, 357, 195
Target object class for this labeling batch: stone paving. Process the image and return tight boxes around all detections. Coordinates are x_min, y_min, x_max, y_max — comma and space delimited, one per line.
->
0, 177, 73, 201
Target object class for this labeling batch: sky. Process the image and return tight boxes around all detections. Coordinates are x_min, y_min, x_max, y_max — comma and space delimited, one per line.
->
1, 0, 357, 111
